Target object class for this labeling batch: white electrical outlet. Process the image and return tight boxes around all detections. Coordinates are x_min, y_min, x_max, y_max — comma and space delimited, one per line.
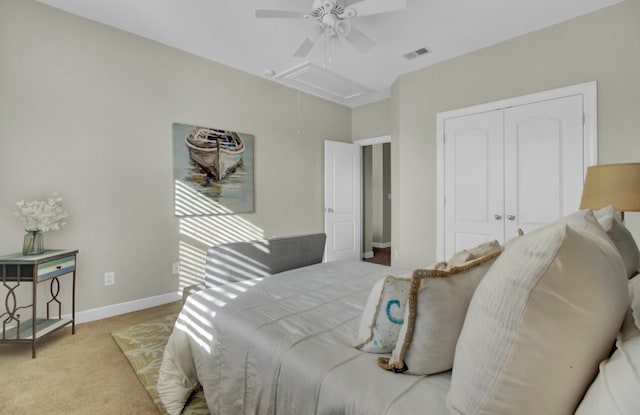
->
172, 262, 181, 275
104, 272, 115, 286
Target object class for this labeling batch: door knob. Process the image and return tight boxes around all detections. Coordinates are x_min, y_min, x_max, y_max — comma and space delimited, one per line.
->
494, 214, 502, 220
327, 208, 334, 213
507, 215, 516, 221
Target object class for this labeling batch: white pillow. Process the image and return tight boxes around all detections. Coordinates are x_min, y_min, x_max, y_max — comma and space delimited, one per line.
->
379, 241, 501, 375
354, 275, 411, 353
448, 212, 628, 415
594, 206, 640, 278
620, 276, 640, 341
575, 336, 640, 415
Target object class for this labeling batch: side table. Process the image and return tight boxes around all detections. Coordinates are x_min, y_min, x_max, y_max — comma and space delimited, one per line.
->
0, 249, 78, 358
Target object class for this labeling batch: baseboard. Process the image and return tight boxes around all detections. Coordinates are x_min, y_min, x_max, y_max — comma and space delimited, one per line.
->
363, 251, 374, 259
372, 242, 391, 249
65, 292, 181, 324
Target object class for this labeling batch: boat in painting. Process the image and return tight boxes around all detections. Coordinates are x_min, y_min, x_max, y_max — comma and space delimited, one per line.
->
185, 127, 245, 181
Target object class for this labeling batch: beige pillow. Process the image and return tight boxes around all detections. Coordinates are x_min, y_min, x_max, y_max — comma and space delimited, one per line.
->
448, 212, 628, 415
354, 275, 411, 353
594, 206, 640, 278
575, 336, 640, 415
379, 241, 501, 375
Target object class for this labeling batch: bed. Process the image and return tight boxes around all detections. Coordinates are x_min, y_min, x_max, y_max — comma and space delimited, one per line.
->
159, 260, 451, 415
159, 209, 640, 415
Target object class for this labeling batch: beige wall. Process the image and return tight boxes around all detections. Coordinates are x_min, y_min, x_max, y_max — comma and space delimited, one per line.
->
391, 0, 640, 267
351, 99, 390, 140
0, 0, 351, 313
382, 143, 391, 243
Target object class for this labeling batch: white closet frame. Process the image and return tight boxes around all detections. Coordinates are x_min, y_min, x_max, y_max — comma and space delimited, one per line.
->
435, 81, 598, 260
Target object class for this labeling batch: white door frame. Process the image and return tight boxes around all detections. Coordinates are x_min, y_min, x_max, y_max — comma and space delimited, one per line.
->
354, 135, 391, 147
435, 81, 598, 260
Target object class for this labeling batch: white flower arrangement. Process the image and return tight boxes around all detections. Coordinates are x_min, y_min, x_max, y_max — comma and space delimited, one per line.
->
14, 193, 69, 233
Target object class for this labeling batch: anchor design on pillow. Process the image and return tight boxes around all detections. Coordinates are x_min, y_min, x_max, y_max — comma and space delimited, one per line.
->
386, 299, 404, 325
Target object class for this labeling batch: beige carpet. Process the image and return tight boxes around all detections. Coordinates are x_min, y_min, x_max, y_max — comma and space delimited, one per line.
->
111, 314, 209, 415
0, 301, 182, 415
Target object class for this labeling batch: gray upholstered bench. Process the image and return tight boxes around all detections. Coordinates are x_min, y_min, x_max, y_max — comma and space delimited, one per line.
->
182, 233, 326, 302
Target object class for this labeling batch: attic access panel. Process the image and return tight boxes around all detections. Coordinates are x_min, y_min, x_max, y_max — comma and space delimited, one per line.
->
275, 62, 373, 105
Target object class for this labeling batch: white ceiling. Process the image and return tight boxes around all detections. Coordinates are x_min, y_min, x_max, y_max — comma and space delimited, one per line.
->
37, 0, 622, 107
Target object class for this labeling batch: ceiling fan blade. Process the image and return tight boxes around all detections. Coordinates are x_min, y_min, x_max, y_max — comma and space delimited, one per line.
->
293, 26, 325, 58
255, 9, 306, 19
293, 38, 315, 58
346, 0, 406, 17
344, 25, 376, 53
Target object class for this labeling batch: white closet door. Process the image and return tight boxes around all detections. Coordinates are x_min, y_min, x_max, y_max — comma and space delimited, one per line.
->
444, 110, 504, 259
503, 95, 584, 240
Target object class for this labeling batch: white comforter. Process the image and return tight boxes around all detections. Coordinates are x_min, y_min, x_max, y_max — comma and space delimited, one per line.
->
158, 260, 452, 415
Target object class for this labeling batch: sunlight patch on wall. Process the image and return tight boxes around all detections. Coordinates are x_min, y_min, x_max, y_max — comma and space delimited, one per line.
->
174, 180, 235, 216
178, 242, 208, 291
174, 175, 267, 352
175, 178, 264, 295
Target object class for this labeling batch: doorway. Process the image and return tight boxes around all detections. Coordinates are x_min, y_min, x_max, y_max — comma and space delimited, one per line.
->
323, 136, 391, 264
361, 140, 391, 266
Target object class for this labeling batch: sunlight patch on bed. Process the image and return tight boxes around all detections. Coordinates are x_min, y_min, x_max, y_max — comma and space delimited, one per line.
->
174, 291, 246, 354
175, 317, 213, 353
182, 299, 218, 326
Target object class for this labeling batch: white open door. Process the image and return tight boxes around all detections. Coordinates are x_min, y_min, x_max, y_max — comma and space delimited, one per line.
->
324, 140, 362, 262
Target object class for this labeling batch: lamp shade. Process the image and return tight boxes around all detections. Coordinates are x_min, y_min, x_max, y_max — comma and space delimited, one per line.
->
580, 163, 640, 212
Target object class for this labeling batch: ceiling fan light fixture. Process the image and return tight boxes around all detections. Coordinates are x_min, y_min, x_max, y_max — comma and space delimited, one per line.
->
339, 8, 357, 18
256, 0, 406, 58
322, 1, 336, 9
333, 20, 351, 36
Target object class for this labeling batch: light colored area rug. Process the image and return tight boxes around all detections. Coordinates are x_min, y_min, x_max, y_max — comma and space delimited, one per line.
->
112, 314, 210, 415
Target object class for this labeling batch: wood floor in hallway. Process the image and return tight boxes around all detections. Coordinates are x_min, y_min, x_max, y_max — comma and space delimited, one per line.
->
363, 247, 391, 266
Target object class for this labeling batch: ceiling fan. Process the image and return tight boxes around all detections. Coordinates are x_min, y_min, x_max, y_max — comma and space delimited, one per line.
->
255, 0, 407, 58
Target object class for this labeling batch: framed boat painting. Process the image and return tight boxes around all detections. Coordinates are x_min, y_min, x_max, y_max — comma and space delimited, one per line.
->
173, 122, 254, 216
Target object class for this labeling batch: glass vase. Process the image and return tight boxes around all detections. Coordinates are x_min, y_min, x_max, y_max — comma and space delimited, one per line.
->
22, 231, 44, 256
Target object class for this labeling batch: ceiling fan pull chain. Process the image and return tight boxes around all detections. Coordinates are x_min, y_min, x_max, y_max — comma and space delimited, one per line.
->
323, 29, 329, 67
328, 30, 333, 65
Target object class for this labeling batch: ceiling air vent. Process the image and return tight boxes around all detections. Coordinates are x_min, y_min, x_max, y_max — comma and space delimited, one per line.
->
403, 47, 430, 60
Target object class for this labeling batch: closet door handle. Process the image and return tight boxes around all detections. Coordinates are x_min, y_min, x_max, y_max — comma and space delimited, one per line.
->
507, 215, 516, 221
494, 214, 503, 220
